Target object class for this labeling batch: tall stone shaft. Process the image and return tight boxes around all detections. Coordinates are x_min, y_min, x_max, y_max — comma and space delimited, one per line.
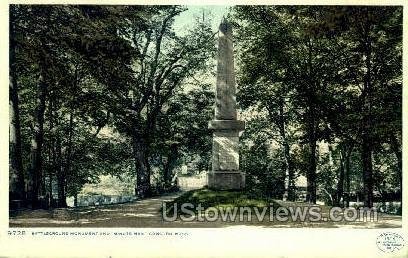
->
215, 19, 236, 120
208, 19, 245, 190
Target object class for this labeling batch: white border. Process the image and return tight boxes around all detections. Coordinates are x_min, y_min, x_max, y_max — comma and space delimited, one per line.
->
0, 1, 406, 257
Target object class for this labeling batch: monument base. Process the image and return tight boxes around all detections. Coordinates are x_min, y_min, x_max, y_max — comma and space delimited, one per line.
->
207, 171, 245, 190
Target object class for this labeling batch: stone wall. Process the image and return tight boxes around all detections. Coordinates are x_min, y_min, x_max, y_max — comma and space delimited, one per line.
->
178, 174, 207, 191
66, 195, 137, 207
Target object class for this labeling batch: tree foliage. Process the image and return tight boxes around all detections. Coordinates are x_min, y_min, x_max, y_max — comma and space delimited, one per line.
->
232, 6, 402, 208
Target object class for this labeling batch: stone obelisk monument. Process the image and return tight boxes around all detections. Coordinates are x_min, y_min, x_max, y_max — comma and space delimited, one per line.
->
208, 18, 245, 190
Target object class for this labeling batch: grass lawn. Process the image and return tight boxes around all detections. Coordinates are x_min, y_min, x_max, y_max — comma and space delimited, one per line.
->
163, 188, 281, 216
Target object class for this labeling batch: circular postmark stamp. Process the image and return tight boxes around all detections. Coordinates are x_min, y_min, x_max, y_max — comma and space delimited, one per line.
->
376, 232, 405, 253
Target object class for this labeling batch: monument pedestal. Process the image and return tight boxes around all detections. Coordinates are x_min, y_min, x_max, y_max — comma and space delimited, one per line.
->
208, 120, 245, 190
208, 171, 245, 190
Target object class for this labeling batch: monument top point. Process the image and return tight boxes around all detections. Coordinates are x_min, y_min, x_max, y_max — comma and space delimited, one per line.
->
219, 17, 232, 35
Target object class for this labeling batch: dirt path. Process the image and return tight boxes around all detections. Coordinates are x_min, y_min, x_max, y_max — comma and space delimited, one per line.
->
9, 193, 402, 228
10, 193, 183, 228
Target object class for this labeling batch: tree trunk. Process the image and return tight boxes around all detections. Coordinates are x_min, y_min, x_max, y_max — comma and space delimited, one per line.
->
361, 17, 374, 208
344, 148, 352, 207
48, 165, 53, 208
132, 131, 151, 198
274, 99, 295, 201
47, 99, 56, 209
74, 194, 78, 207
46, 144, 52, 208
306, 106, 317, 204
305, 38, 317, 204
306, 139, 317, 204
163, 159, 171, 188
163, 144, 178, 189
56, 136, 67, 207
64, 108, 74, 204
27, 72, 47, 208
337, 147, 345, 207
361, 130, 373, 207
9, 35, 25, 203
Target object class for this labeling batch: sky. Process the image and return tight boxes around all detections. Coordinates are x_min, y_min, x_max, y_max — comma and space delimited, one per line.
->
171, 5, 234, 93
173, 5, 233, 35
